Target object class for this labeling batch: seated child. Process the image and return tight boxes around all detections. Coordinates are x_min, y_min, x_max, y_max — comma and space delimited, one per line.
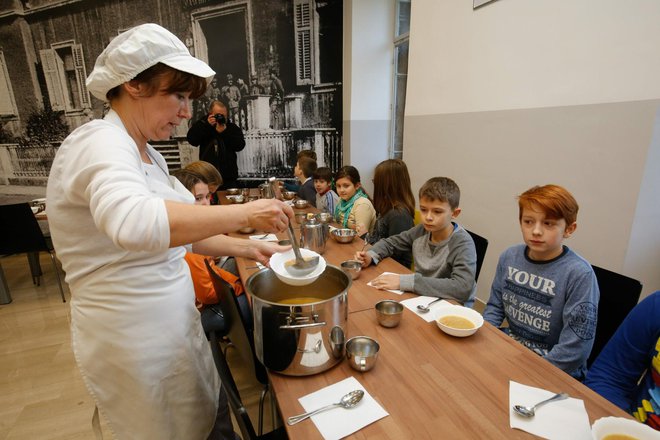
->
295, 156, 317, 205
334, 165, 376, 234
285, 149, 317, 192
368, 159, 415, 268
313, 166, 339, 215
354, 177, 477, 306
184, 160, 223, 205
585, 291, 660, 430
483, 184, 599, 381
171, 168, 251, 328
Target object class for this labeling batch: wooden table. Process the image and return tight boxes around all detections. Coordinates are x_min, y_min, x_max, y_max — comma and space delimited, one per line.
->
225, 194, 631, 438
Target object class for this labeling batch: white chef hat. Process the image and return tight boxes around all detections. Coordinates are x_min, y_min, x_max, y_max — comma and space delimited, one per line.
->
86, 23, 215, 101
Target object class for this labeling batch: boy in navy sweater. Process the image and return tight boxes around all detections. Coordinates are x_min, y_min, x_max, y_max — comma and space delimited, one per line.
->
483, 184, 599, 380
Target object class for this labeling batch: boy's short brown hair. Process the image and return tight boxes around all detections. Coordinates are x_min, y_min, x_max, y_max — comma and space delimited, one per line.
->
518, 184, 579, 225
419, 177, 461, 209
297, 156, 318, 178
312, 166, 333, 182
297, 149, 317, 161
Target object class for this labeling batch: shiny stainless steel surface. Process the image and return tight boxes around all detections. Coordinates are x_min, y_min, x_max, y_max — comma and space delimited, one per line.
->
286, 390, 364, 425
375, 300, 403, 328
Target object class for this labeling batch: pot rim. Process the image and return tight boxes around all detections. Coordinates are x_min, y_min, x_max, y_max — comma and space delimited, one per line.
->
246, 265, 351, 307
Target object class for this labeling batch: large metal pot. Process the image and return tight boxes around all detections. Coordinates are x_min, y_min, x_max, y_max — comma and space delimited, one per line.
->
246, 265, 350, 376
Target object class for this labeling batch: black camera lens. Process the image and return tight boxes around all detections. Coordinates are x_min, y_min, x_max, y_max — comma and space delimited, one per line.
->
214, 113, 226, 125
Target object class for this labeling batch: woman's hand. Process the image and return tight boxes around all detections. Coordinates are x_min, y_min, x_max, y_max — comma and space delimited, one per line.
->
249, 241, 291, 266
369, 273, 401, 291
245, 199, 293, 233
354, 251, 372, 268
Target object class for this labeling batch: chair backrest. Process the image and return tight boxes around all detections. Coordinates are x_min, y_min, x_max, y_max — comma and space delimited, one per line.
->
0, 203, 50, 255
465, 229, 488, 282
208, 330, 259, 440
204, 259, 268, 385
588, 265, 642, 367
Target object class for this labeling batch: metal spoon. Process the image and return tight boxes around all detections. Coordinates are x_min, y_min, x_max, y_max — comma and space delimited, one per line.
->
417, 297, 443, 313
287, 390, 364, 425
284, 221, 319, 277
513, 392, 569, 418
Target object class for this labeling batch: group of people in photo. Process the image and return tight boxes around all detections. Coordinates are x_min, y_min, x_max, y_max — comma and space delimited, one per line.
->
43, 22, 658, 440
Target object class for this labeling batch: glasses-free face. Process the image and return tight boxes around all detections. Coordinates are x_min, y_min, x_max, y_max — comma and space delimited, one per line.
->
192, 182, 211, 205
335, 177, 359, 201
520, 206, 576, 261
419, 196, 461, 242
314, 178, 331, 194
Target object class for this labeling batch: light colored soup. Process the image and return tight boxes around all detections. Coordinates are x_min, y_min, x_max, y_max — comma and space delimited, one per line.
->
278, 297, 323, 304
602, 435, 640, 440
285, 257, 314, 267
439, 315, 475, 330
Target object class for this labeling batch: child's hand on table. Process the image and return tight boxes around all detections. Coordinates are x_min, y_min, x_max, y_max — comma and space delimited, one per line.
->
370, 273, 401, 291
354, 251, 372, 267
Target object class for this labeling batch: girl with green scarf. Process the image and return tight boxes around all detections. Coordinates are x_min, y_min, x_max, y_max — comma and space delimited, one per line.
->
333, 166, 376, 234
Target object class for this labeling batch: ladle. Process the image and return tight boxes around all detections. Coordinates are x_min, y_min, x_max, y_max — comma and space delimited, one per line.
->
284, 221, 319, 277
417, 297, 443, 313
513, 392, 568, 418
287, 390, 364, 425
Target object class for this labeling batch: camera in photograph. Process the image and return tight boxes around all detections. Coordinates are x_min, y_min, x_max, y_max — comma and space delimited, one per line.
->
214, 113, 226, 125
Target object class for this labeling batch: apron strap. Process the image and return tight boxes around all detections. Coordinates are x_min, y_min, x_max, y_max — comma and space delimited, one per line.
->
92, 405, 104, 440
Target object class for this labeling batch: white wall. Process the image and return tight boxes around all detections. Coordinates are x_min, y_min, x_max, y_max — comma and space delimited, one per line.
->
343, 0, 394, 194
403, 0, 660, 302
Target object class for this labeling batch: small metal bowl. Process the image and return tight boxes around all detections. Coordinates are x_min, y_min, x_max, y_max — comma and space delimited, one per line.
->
293, 199, 309, 209
341, 260, 362, 280
331, 228, 356, 243
282, 191, 297, 200
375, 300, 404, 328
238, 226, 256, 234
227, 195, 245, 204
294, 211, 307, 224
346, 336, 380, 372
226, 188, 240, 195
317, 212, 333, 223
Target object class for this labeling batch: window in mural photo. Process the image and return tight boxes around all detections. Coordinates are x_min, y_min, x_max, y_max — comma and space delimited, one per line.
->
0, 0, 342, 188
392, 0, 411, 160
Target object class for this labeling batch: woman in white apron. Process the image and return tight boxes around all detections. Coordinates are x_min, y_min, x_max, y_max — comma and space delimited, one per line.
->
46, 23, 292, 439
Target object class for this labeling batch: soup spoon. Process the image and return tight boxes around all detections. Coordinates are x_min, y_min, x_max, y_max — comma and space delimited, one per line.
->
417, 297, 443, 313
287, 390, 364, 425
513, 392, 568, 418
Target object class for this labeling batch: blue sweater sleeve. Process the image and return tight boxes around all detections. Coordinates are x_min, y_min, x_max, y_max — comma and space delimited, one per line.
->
585, 291, 660, 411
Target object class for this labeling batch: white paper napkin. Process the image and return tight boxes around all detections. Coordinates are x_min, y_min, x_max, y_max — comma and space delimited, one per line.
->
400, 296, 453, 322
509, 381, 591, 439
249, 234, 278, 241
297, 376, 388, 440
367, 272, 405, 295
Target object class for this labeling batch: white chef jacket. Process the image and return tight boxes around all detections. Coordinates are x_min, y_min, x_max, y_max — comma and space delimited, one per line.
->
46, 110, 219, 439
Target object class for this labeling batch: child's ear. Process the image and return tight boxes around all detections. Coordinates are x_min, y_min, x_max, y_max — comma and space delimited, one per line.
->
451, 207, 462, 219
563, 222, 577, 238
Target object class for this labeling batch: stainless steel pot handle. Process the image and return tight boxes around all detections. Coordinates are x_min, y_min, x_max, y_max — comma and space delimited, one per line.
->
279, 321, 327, 330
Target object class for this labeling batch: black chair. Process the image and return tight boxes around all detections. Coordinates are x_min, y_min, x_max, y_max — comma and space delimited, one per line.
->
587, 265, 642, 367
0, 203, 66, 302
465, 229, 489, 282
205, 259, 273, 436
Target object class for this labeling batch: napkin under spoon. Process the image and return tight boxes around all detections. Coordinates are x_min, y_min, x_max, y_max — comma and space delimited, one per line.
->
287, 390, 364, 425
513, 392, 568, 417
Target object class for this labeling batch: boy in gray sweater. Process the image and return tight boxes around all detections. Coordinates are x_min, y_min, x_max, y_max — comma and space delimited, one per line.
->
354, 177, 477, 307
483, 184, 599, 380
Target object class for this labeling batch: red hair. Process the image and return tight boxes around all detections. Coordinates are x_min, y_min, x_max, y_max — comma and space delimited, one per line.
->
518, 184, 579, 225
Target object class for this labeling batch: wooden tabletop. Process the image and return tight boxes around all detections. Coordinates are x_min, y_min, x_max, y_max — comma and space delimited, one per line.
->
222, 192, 631, 438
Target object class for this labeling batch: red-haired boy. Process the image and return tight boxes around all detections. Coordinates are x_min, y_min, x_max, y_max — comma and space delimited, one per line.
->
483, 184, 599, 380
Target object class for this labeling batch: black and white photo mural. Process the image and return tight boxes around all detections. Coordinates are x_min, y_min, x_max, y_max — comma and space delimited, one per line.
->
0, 0, 342, 188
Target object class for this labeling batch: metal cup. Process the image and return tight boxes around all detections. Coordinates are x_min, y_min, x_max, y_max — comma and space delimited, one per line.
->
375, 300, 403, 328
241, 188, 250, 197
346, 336, 380, 372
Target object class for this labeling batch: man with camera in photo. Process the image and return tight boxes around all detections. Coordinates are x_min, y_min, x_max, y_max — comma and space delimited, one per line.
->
186, 100, 246, 190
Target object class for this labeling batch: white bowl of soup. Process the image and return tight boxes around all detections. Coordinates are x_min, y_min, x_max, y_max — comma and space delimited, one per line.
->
435, 306, 484, 337
591, 417, 659, 440
269, 248, 326, 286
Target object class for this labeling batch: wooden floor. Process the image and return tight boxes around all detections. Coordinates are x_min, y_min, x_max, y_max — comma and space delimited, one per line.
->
0, 252, 271, 439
